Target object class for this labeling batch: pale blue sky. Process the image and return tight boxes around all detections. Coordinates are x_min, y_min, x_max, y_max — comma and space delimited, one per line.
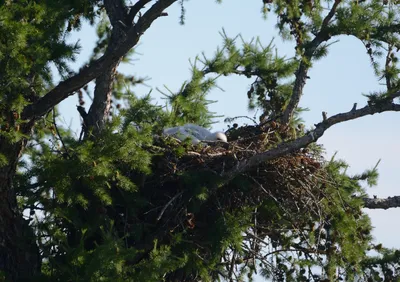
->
56, 0, 400, 272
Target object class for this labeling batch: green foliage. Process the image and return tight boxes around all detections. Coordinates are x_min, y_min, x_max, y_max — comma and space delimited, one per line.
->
4, 0, 400, 281
0, 0, 101, 166
262, 0, 400, 94
159, 60, 221, 127
198, 30, 299, 121
249, 157, 374, 281
121, 93, 171, 133
18, 115, 381, 281
0, 153, 7, 166
0, 0, 99, 98
361, 248, 400, 280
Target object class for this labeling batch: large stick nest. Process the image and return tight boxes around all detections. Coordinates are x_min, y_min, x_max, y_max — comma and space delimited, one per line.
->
73, 123, 356, 280
131, 124, 330, 254
151, 123, 323, 210
112, 123, 343, 280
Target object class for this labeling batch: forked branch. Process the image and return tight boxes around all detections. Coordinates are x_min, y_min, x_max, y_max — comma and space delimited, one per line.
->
127, 0, 153, 24
281, 0, 342, 125
84, 0, 129, 137
224, 99, 400, 179
22, 0, 177, 121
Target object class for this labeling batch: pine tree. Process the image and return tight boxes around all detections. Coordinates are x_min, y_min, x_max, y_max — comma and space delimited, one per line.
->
2, 0, 400, 281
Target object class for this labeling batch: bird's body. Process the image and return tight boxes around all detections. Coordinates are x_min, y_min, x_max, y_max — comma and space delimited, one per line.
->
163, 124, 228, 144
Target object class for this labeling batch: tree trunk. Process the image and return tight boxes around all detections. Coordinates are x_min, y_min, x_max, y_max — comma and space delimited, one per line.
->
84, 23, 126, 137
85, 60, 120, 136
0, 125, 40, 281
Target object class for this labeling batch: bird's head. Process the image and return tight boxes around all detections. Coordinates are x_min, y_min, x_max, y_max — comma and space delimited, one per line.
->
211, 132, 228, 142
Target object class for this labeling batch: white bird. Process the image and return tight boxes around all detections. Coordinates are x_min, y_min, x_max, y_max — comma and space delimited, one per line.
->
163, 124, 228, 145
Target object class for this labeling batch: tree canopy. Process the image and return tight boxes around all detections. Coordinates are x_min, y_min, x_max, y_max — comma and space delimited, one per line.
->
1, 0, 400, 281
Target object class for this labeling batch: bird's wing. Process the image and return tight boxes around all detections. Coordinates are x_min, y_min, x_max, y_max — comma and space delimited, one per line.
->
179, 127, 201, 144
163, 126, 180, 136
163, 126, 200, 144
183, 124, 211, 140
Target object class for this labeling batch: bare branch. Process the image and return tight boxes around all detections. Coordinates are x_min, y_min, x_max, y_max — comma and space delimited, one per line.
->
22, 0, 177, 121
363, 196, 400, 209
156, 191, 184, 221
281, 0, 342, 125
384, 44, 393, 91
127, 0, 152, 24
321, 0, 341, 28
224, 101, 400, 179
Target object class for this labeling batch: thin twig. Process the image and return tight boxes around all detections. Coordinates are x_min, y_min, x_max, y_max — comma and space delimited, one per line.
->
156, 191, 184, 221
52, 108, 70, 158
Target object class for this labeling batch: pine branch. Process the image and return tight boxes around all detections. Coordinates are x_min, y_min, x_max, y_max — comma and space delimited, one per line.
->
224, 99, 400, 179
22, 0, 177, 121
363, 196, 400, 209
373, 23, 400, 37
281, 0, 342, 125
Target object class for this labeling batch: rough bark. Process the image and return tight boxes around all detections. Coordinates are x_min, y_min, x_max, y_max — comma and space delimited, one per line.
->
84, 0, 127, 136
0, 122, 40, 281
363, 196, 400, 209
84, 61, 119, 136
